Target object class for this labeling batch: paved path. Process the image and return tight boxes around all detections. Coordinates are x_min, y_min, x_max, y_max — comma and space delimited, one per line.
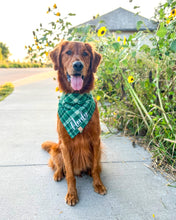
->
0, 68, 53, 84
0, 74, 176, 220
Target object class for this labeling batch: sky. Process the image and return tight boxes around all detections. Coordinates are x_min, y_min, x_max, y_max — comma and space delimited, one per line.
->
0, 0, 165, 61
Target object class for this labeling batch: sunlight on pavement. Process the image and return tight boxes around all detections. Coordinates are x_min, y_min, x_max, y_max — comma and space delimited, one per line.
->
13, 70, 56, 87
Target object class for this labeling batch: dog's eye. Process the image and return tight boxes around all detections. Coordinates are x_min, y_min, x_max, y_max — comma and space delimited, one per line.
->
82, 51, 88, 57
66, 50, 72, 55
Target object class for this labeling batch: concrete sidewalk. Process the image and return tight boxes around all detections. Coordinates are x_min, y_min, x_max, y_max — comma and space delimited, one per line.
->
0, 77, 175, 220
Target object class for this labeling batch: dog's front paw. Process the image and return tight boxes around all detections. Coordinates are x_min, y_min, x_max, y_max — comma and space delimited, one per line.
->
53, 171, 64, 182
93, 183, 107, 195
65, 191, 79, 206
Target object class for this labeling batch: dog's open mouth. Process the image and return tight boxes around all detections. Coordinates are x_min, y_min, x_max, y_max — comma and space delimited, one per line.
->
70, 74, 84, 91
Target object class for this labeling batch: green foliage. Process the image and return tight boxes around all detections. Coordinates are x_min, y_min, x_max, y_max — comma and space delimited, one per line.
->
28, 1, 176, 172
0, 82, 14, 101
0, 61, 49, 68
25, 4, 75, 61
0, 42, 10, 60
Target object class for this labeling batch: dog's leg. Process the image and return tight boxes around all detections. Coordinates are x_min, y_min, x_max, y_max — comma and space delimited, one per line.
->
92, 139, 107, 195
61, 144, 78, 206
53, 153, 65, 182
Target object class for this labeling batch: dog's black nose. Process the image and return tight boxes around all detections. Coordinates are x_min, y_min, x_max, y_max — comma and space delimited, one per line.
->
73, 61, 84, 72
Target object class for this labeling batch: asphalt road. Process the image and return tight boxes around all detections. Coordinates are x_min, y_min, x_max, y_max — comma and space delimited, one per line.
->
0, 68, 52, 84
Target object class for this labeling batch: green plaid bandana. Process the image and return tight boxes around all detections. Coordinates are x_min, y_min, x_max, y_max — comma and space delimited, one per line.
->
58, 93, 96, 139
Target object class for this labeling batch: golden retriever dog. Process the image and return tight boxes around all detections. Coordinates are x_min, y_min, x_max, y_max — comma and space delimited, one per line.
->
42, 41, 107, 206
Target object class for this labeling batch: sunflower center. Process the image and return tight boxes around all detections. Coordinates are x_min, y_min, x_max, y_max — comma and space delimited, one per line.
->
101, 31, 105, 35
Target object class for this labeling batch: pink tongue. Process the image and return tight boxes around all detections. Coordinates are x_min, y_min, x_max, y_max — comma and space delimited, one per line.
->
71, 76, 83, 91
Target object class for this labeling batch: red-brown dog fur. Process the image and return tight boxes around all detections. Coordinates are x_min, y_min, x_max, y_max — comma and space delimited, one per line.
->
42, 41, 107, 206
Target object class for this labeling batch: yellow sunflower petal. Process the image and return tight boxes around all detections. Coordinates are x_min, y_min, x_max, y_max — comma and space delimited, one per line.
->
123, 36, 127, 45
97, 26, 107, 37
128, 76, 134, 83
117, 36, 121, 42
96, 96, 101, 101
170, 8, 176, 17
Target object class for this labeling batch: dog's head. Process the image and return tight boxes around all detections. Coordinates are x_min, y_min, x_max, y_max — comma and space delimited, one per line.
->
50, 41, 101, 93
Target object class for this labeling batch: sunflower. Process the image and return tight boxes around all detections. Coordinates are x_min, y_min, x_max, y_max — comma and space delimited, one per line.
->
97, 26, 107, 37
117, 36, 121, 42
128, 76, 134, 83
166, 14, 174, 24
56, 87, 62, 93
53, 4, 57, 9
45, 52, 49, 56
56, 12, 61, 16
170, 8, 176, 17
123, 36, 127, 45
96, 96, 101, 101
47, 7, 51, 14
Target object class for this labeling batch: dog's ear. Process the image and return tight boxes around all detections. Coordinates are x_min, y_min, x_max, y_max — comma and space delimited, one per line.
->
92, 51, 102, 73
85, 43, 102, 73
50, 41, 68, 71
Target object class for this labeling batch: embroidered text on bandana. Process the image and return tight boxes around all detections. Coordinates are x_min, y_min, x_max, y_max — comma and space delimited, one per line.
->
58, 93, 96, 139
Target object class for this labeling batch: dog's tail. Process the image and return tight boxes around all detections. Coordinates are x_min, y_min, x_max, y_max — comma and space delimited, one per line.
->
41, 141, 58, 153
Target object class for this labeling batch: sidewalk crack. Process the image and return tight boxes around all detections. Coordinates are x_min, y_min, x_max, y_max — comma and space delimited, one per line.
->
0, 163, 48, 168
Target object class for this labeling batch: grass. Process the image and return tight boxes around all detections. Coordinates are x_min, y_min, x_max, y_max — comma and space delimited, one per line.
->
0, 61, 52, 68
0, 82, 14, 101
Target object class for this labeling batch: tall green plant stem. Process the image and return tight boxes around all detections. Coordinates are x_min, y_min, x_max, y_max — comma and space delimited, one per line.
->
156, 67, 173, 133
122, 73, 153, 126
128, 87, 149, 129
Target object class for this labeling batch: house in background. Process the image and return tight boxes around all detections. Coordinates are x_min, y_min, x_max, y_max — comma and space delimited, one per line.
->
77, 7, 158, 46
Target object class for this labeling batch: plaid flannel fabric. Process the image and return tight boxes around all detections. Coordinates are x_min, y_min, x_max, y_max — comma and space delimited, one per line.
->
58, 93, 96, 139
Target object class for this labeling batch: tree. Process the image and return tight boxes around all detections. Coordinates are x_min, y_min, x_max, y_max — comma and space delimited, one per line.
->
0, 42, 10, 60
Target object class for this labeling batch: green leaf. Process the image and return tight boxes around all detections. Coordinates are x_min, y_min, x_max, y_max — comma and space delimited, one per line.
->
137, 59, 142, 64
97, 90, 104, 97
112, 42, 120, 51
122, 59, 128, 66
150, 48, 158, 56
170, 40, 176, 53
159, 8, 165, 19
134, 6, 140, 9
156, 24, 167, 38
136, 21, 143, 30
68, 13, 76, 16
139, 44, 150, 53
132, 51, 136, 58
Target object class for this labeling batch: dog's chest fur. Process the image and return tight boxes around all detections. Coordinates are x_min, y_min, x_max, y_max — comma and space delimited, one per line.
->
57, 103, 101, 175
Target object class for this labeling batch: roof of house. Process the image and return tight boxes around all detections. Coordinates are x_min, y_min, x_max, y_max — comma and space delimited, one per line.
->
77, 7, 158, 31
